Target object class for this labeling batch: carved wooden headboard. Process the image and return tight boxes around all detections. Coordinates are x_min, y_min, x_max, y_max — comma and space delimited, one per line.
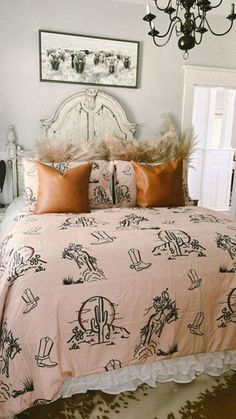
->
7, 89, 137, 200
40, 89, 136, 142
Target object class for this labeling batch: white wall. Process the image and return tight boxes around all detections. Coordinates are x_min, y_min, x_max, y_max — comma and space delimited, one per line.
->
0, 0, 236, 203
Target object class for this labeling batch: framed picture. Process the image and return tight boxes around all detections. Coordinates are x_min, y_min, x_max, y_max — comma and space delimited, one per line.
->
39, 30, 139, 88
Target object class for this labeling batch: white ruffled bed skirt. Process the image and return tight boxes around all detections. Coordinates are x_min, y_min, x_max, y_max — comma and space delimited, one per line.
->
9, 351, 236, 418
59, 350, 236, 399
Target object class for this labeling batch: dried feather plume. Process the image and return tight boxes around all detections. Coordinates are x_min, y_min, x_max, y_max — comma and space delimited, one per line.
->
36, 138, 109, 162
36, 115, 195, 164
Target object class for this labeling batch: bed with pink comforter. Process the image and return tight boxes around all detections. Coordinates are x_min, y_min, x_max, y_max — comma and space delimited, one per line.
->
1, 205, 236, 417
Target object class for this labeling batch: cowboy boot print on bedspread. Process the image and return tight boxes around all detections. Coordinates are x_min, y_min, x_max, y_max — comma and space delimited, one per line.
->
134, 289, 179, 360
35, 337, 58, 368
128, 248, 152, 271
187, 269, 202, 290
62, 243, 105, 284
21, 288, 39, 314
188, 312, 205, 335
90, 231, 116, 245
67, 296, 130, 350
23, 226, 42, 235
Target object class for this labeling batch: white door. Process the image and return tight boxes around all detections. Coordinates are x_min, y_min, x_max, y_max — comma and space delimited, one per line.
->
189, 86, 236, 211
201, 149, 234, 210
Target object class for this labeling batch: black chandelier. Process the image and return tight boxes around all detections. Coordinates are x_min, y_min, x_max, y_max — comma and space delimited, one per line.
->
143, 0, 236, 58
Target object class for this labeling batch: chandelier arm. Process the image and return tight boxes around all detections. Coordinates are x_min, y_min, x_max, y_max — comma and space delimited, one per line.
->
194, 12, 205, 30
151, 16, 182, 38
175, 2, 180, 19
152, 19, 181, 46
205, 16, 234, 36
154, 0, 172, 12
209, 0, 224, 9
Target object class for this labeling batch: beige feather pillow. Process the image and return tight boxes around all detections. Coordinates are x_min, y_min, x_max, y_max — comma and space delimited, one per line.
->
104, 132, 194, 164
36, 138, 109, 162
36, 132, 194, 164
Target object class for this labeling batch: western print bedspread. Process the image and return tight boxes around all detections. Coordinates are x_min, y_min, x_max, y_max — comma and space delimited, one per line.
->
0, 206, 236, 417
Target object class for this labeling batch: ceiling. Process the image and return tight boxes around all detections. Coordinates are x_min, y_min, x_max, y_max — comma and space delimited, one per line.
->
116, 0, 231, 16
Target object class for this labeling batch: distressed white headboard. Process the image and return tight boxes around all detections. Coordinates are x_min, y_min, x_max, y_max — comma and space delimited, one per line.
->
41, 89, 136, 142
7, 89, 137, 199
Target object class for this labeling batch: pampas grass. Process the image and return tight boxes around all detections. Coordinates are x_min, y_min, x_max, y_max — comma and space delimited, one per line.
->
36, 138, 109, 162
104, 131, 194, 164
36, 115, 195, 164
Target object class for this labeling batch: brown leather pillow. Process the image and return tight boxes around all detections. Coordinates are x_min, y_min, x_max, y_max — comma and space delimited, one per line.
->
131, 158, 185, 208
35, 161, 92, 214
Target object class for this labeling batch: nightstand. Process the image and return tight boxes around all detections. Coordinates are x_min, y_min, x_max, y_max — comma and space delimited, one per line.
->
0, 205, 9, 223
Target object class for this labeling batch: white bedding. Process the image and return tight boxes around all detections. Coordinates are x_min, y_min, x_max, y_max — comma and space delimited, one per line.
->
0, 196, 25, 233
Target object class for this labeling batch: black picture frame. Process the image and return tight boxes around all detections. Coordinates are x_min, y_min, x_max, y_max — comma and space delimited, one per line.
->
39, 30, 140, 89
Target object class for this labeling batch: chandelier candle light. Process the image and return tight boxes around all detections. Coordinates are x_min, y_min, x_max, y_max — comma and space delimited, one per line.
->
143, 0, 236, 58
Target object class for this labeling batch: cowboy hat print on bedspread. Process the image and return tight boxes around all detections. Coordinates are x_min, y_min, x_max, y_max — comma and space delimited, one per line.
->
0, 206, 236, 417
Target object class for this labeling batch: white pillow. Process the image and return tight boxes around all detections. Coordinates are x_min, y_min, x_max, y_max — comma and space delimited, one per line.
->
0, 196, 25, 232
113, 161, 137, 207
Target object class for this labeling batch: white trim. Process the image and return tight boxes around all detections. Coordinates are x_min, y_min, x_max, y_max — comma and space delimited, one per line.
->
182, 65, 236, 132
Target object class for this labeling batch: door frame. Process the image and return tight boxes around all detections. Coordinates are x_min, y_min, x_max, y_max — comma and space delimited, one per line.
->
182, 65, 236, 132
181, 65, 236, 215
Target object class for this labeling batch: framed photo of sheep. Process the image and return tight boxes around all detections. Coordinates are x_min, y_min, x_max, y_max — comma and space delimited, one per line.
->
39, 30, 140, 88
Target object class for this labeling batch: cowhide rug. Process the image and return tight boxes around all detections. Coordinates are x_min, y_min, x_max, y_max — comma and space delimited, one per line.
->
16, 371, 236, 419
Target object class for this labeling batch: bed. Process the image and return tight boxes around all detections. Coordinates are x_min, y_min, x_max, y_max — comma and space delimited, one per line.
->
1, 89, 236, 419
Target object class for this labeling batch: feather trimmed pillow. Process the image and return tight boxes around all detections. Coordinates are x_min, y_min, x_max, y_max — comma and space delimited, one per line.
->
36, 138, 109, 162
103, 131, 193, 164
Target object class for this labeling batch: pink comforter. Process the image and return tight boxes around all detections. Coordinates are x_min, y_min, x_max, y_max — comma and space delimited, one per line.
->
1, 206, 236, 417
